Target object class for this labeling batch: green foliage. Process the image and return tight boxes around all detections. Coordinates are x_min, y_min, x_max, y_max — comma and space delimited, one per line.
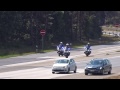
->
0, 11, 119, 56
105, 11, 120, 25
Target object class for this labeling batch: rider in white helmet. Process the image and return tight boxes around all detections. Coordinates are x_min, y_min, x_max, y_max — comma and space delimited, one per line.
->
58, 42, 64, 50
65, 43, 70, 51
86, 42, 91, 50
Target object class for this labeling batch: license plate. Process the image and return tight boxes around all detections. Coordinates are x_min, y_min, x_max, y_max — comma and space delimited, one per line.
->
90, 70, 94, 72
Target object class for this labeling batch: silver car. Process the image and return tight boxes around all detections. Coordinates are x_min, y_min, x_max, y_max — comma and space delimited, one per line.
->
52, 58, 77, 74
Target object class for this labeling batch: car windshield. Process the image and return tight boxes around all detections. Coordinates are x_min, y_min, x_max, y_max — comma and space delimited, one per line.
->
89, 60, 103, 65
55, 59, 69, 64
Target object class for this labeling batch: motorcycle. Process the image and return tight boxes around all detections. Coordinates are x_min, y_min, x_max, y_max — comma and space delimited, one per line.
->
84, 47, 91, 56
57, 46, 64, 56
63, 48, 70, 58
64, 51, 70, 58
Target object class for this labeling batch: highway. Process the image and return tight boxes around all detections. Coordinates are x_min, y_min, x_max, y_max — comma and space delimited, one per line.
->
52, 54, 120, 79
0, 42, 120, 79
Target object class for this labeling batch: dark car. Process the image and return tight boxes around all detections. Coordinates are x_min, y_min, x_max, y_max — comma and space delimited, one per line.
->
84, 58, 112, 75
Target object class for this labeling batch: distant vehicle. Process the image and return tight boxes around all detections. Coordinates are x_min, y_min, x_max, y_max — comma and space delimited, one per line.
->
57, 46, 64, 56
115, 24, 119, 27
114, 34, 119, 37
64, 50, 70, 58
84, 46, 91, 56
52, 58, 77, 74
84, 49, 91, 56
84, 58, 112, 75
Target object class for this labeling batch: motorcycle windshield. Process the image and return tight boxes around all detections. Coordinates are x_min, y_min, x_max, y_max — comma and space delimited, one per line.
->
84, 47, 91, 51
68, 48, 70, 51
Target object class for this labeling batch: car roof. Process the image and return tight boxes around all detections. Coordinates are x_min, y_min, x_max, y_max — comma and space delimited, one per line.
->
58, 57, 73, 59
91, 58, 106, 61
56, 58, 73, 60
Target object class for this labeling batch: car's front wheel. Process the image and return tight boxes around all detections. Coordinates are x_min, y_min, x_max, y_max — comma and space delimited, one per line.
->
85, 71, 88, 75
67, 68, 70, 73
101, 69, 105, 75
74, 66, 77, 73
108, 70, 111, 74
52, 72, 55, 74
108, 68, 112, 74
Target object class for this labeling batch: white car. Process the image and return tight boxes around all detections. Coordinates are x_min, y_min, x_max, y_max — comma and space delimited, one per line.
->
52, 58, 77, 74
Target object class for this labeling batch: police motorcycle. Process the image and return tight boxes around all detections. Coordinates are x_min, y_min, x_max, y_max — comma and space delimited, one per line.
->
84, 46, 91, 56
63, 46, 70, 58
57, 46, 64, 56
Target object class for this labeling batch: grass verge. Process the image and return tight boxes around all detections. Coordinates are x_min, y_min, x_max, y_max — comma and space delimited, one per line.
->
0, 34, 120, 59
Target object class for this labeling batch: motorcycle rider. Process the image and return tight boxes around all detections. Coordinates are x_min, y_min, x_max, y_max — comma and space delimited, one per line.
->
85, 42, 91, 51
64, 43, 70, 51
58, 42, 64, 50
57, 42, 64, 56
64, 43, 71, 56
84, 42, 91, 56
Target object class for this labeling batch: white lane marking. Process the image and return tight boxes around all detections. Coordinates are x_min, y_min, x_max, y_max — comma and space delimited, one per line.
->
0, 68, 84, 79
108, 55, 120, 59
0, 52, 120, 79
76, 55, 120, 64
0, 58, 55, 69
0, 55, 85, 68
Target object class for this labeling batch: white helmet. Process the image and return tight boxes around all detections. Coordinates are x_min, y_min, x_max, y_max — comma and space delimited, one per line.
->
66, 43, 69, 45
60, 42, 63, 44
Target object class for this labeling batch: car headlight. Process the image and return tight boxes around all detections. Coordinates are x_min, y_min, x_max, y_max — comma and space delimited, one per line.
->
63, 66, 67, 68
85, 67, 87, 69
97, 67, 102, 70
52, 66, 56, 69
100, 67, 102, 69
96, 67, 102, 69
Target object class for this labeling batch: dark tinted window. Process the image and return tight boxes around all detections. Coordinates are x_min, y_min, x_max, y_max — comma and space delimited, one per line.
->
103, 60, 107, 65
71, 59, 75, 62
106, 59, 111, 64
70, 59, 75, 63
70, 59, 72, 62
90, 60, 103, 65
72, 59, 75, 63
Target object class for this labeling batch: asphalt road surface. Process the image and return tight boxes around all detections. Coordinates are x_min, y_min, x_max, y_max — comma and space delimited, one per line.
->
0, 42, 120, 79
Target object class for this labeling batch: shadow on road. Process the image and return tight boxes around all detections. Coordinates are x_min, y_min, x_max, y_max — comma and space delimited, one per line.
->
55, 72, 78, 74
85, 55, 94, 57
87, 73, 115, 76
